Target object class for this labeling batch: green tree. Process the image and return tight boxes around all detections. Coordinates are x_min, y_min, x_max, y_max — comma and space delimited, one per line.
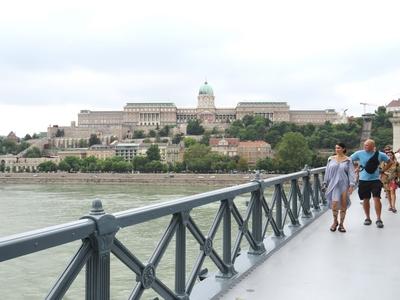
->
146, 144, 161, 161
16, 141, 30, 154
173, 162, 186, 173
145, 160, 163, 172
89, 134, 101, 146
187, 119, 205, 135
311, 153, 329, 168
38, 161, 58, 172
159, 125, 170, 137
256, 157, 274, 172
237, 157, 248, 171
172, 133, 184, 144
183, 137, 197, 148
275, 132, 313, 172
112, 161, 132, 173
133, 130, 145, 139
98, 158, 115, 172
132, 156, 149, 172
148, 130, 157, 137
58, 160, 70, 172
24, 147, 42, 158
226, 115, 271, 141
81, 156, 98, 172
211, 127, 219, 134
371, 106, 393, 149
184, 144, 212, 172
24, 134, 32, 140
200, 132, 211, 145
59, 156, 81, 172
78, 139, 89, 148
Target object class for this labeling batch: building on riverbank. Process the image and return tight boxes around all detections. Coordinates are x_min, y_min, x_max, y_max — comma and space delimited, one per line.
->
0, 155, 60, 172
209, 138, 272, 166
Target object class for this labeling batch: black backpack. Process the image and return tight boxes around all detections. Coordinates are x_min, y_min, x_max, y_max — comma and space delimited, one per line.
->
364, 151, 380, 174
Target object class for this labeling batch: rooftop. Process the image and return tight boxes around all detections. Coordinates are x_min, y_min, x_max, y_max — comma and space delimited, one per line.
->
238, 140, 269, 147
387, 99, 400, 107
125, 102, 176, 107
237, 102, 288, 106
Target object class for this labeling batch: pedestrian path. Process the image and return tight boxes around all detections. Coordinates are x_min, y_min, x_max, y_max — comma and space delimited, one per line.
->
220, 194, 400, 300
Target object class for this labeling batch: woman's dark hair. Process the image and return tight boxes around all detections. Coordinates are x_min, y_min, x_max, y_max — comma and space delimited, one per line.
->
387, 151, 395, 157
336, 142, 347, 154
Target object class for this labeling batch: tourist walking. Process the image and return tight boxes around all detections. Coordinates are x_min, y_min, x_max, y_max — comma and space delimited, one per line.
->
380, 151, 399, 213
351, 139, 389, 228
395, 148, 400, 163
323, 143, 356, 232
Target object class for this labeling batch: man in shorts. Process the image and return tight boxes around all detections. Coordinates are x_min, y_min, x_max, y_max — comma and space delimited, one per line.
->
351, 139, 389, 228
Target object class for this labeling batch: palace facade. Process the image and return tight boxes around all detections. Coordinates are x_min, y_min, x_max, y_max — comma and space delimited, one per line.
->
48, 81, 339, 145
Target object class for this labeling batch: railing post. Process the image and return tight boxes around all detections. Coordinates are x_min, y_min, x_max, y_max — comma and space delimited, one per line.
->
302, 166, 312, 218
250, 172, 266, 254
275, 184, 284, 236
290, 179, 300, 225
82, 199, 119, 300
217, 199, 237, 278
175, 211, 189, 300
313, 173, 321, 210
321, 171, 327, 205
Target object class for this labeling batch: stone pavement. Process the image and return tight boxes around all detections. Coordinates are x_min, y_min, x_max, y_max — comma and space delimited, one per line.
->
220, 194, 400, 300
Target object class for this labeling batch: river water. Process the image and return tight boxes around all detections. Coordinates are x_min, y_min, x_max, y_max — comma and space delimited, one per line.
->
0, 183, 252, 299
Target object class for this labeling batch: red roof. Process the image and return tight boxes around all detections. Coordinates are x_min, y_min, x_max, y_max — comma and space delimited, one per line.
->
387, 99, 400, 107
238, 141, 269, 147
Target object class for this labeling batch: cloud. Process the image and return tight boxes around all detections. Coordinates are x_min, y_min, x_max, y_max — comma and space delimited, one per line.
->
1, 0, 400, 135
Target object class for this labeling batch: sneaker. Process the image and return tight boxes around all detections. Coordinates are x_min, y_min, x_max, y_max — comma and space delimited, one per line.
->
389, 207, 393, 212
393, 208, 397, 213
364, 218, 372, 225
376, 220, 384, 228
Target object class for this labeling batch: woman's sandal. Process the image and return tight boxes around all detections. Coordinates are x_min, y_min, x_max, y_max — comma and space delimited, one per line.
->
338, 224, 346, 233
330, 222, 339, 232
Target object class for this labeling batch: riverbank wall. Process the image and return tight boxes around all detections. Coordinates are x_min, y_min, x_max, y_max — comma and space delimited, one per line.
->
0, 172, 278, 186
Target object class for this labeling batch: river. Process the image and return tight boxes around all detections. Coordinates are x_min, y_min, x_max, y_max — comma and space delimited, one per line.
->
0, 183, 252, 299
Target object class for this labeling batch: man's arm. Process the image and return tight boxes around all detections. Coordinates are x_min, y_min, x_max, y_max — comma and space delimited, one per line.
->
380, 152, 389, 162
350, 151, 359, 162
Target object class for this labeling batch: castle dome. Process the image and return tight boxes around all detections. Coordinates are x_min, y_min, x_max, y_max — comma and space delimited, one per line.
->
199, 81, 214, 96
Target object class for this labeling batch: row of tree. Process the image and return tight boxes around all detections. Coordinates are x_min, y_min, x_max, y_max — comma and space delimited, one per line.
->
224, 107, 393, 151
0, 138, 30, 155
32, 133, 327, 174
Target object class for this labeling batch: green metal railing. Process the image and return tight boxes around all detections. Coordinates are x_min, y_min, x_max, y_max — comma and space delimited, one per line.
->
0, 167, 326, 299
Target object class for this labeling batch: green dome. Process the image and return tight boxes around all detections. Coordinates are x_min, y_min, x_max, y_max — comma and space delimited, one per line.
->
199, 81, 214, 96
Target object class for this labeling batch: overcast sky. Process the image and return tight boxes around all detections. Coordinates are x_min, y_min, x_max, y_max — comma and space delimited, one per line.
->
1, 0, 400, 136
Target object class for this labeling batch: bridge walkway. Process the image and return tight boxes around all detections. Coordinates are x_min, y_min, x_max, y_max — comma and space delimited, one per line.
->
220, 193, 400, 300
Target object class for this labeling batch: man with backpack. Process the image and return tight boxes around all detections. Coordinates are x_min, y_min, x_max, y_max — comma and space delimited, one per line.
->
351, 139, 389, 228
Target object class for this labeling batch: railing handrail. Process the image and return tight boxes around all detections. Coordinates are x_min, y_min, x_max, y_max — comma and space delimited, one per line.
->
0, 169, 322, 263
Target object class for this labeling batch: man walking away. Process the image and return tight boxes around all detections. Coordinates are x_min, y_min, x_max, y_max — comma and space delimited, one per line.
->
351, 139, 389, 228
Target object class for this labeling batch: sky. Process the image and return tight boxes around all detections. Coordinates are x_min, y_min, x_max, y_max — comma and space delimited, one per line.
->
1, 0, 400, 137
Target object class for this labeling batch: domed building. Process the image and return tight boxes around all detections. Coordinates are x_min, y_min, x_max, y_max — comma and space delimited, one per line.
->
48, 80, 340, 145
